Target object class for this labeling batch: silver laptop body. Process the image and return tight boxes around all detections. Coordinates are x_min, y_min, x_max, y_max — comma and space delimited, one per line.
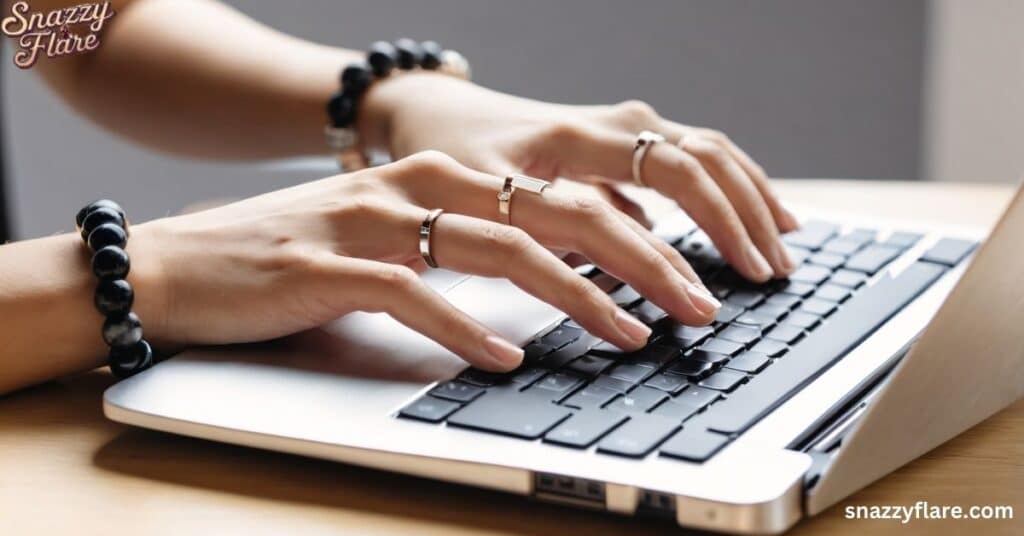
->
103, 186, 1024, 534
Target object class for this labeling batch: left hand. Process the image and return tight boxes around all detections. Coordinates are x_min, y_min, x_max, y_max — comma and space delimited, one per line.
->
360, 73, 800, 283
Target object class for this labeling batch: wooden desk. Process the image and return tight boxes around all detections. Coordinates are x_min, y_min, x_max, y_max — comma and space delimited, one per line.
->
1, 180, 1021, 535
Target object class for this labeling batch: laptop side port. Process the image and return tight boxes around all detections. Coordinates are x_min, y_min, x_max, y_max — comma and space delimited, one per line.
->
534, 472, 606, 510
638, 490, 677, 518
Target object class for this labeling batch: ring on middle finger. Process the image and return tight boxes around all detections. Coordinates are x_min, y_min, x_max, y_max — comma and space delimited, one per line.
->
632, 130, 665, 187
498, 173, 550, 226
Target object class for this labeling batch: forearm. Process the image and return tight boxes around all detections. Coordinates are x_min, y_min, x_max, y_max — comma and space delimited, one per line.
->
25, 0, 362, 159
0, 229, 165, 394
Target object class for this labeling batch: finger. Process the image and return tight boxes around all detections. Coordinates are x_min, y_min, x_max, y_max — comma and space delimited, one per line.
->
331, 256, 524, 371
547, 127, 775, 283
592, 182, 652, 228
613, 209, 704, 288
404, 167, 720, 325
516, 192, 720, 325
667, 124, 799, 233
681, 135, 796, 277
428, 213, 653, 350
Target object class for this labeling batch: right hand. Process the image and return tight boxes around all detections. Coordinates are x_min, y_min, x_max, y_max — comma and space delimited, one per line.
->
131, 151, 721, 371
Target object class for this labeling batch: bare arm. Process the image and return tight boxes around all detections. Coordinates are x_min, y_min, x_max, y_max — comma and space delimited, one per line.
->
16, 0, 361, 159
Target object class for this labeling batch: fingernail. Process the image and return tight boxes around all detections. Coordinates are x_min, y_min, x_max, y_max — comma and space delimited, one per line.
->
687, 283, 721, 315
614, 309, 651, 344
483, 335, 524, 368
771, 240, 796, 274
745, 243, 774, 281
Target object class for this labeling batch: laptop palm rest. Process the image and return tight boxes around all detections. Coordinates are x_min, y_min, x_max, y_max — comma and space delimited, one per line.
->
806, 187, 1024, 514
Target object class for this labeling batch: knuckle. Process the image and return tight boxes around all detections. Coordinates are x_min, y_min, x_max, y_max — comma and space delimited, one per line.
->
700, 128, 729, 143
544, 119, 589, 145
373, 264, 420, 292
481, 224, 533, 262
401, 150, 461, 176
615, 99, 659, 123
566, 276, 605, 308
567, 196, 613, 222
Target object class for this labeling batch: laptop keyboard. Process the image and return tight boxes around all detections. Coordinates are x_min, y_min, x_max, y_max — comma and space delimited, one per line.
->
398, 220, 977, 463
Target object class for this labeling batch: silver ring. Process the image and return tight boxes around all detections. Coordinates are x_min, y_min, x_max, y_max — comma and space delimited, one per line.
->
632, 130, 665, 187
419, 208, 444, 268
498, 174, 550, 226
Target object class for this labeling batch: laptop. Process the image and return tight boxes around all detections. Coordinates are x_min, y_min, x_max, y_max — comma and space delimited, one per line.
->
103, 183, 1024, 534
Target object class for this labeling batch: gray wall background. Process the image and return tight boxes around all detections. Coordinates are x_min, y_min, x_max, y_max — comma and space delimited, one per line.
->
2, 0, 926, 239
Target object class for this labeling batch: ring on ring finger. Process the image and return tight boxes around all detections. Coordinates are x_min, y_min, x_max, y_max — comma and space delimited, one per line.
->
632, 130, 665, 187
419, 208, 444, 268
498, 173, 550, 226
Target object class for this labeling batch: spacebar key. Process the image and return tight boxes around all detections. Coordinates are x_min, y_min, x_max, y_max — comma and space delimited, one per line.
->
705, 261, 946, 435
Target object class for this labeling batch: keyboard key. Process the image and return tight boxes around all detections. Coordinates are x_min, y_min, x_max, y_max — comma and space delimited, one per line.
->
664, 358, 716, 378
651, 399, 702, 421
541, 325, 583, 349
524, 343, 556, 362
660, 428, 730, 462
787, 246, 812, 266
698, 370, 747, 391
718, 325, 761, 345
510, 366, 547, 386
697, 338, 744, 356
822, 238, 866, 256
734, 311, 777, 330
750, 339, 789, 358
562, 385, 619, 409
799, 298, 838, 317
726, 351, 771, 373
725, 290, 765, 309
808, 252, 845, 269
588, 340, 628, 357
883, 231, 924, 249
534, 372, 585, 395
593, 375, 635, 393
813, 284, 852, 303
567, 354, 615, 377
686, 349, 731, 365
828, 269, 867, 289
625, 345, 680, 368
606, 386, 668, 413
701, 261, 946, 435
782, 220, 838, 250
766, 293, 802, 310
544, 409, 629, 448
921, 238, 977, 266
458, 368, 509, 386
596, 414, 681, 457
430, 381, 485, 403
609, 285, 643, 308
644, 373, 689, 394
752, 303, 791, 322
714, 302, 745, 323
843, 228, 877, 243
766, 324, 804, 344
540, 338, 592, 369
632, 301, 669, 325
778, 281, 817, 298
674, 385, 722, 408
447, 393, 572, 439
784, 311, 821, 330
789, 265, 832, 285
608, 363, 656, 384
668, 324, 714, 348
399, 396, 461, 423
844, 245, 902, 274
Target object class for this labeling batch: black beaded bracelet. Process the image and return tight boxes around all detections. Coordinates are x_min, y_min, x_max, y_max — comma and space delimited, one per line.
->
76, 199, 154, 378
325, 38, 469, 170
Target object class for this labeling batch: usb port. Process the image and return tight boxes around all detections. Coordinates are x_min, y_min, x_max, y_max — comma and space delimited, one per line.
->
639, 490, 676, 517
534, 472, 605, 508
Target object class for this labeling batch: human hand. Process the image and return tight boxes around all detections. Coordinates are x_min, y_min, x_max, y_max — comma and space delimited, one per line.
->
361, 74, 800, 283
132, 152, 720, 371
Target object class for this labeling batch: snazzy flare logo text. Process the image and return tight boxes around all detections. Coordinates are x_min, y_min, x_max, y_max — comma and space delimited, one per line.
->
2, 1, 115, 68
